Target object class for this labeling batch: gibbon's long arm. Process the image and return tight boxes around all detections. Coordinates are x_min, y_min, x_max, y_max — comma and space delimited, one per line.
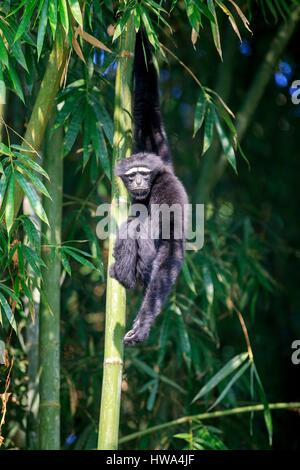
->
133, 31, 171, 165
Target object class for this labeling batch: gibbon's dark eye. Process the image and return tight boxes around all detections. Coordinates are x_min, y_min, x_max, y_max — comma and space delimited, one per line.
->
128, 174, 137, 181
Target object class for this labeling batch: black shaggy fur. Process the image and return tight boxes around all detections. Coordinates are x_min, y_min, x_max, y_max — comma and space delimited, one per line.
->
109, 31, 188, 345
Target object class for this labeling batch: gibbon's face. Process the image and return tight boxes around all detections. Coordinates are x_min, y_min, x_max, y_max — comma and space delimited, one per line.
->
116, 153, 164, 201
123, 166, 152, 200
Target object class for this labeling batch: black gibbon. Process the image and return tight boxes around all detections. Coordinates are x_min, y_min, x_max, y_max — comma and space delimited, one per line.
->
110, 31, 188, 346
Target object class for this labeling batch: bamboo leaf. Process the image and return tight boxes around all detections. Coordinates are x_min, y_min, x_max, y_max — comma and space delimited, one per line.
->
0, 35, 9, 67
0, 283, 21, 305
184, 0, 201, 32
194, 90, 207, 137
48, 0, 58, 39
134, 6, 141, 32
64, 108, 84, 154
174, 306, 192, 370
63, 247, 98, 271
209, 360, 251, 410
140, 7, 160, 49
37, 0, 49, 59
133, 358, 187, 394
95, 124, 111, 179
216, 1, 242, 41
23, 245, 45, 276
76, 27, 111, 53
0, 143, 14, 157
203, 264, 214, 305
14, 0, 38, 42
90, 97, 113, 145
227, 0, 252, 33
59, 0, 69, 35
68, 0, 83, 27
253, 363, 273, 445
207, 0, 222, 59
5, 173, 14, 234
14, 153, 49, 180
15, 172, 49, 225
7, 65, 25, 103
203, 106, 214, 154
0, 174, 8, 210
0, 20, 28, 71
72, 35, 86, 62
182, 260, 197, 294
61, 250, 71, 275
20, 215, 40, 249
83, 105, 92, 167
213, 109, 237, 173
0, 292, 17, 331
113, 9, 131, 42
15, 164, 51, 199
192, 352, 249, 403
146, 378, 159, 412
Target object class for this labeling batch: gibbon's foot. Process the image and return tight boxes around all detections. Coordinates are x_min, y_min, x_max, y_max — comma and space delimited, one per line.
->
124, 324, 149, 346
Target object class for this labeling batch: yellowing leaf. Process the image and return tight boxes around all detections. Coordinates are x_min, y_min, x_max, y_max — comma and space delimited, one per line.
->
72, 35, 85, 63
76, 27, 111, 53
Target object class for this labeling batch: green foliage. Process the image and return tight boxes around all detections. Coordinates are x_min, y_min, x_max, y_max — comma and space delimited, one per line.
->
193, 88, 238, 172
174, 425, 227, 450
0, 143, 50, 226
0, 0, 299, 452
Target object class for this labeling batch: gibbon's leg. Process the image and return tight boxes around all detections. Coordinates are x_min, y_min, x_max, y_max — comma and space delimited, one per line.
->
124, 240, 184, 345
109, 220, 138, 290
136, 237, 156, 287
136, 218, 156, 287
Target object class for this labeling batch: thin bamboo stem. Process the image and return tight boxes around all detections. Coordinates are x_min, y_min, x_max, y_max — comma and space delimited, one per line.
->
119, 402, 300, 444
97, 17, 136, 450
13, 29, 69, 218
212, 4, 300, 192
39, 119, 63, 450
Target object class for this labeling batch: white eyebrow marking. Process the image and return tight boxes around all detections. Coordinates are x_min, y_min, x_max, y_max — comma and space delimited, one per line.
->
124, 166, 151, 175
125, 167, 138, 175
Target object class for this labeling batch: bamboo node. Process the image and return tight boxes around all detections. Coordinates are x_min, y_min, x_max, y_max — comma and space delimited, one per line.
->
120, 50, 134, 59
104, 357, 123, 365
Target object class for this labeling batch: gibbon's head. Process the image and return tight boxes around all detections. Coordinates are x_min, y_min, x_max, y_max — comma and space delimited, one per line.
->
116, 153, 164, 200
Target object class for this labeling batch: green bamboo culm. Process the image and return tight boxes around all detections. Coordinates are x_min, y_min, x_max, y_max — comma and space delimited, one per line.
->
39, 120, 63, 449
98, 17, 136, 451
13, 28, 68, 218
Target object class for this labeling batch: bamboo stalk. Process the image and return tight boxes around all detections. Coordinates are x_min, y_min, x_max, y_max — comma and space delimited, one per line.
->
39, 119, 63, 450
207, 4, 300, 195
119, 402, 300, 444
97, 17, 136, 451
13, 29, 69, 217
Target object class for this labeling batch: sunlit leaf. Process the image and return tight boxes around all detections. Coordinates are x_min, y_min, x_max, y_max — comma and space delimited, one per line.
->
37, 0, 49, 59
15, 172, 49, 225
0, 35, 9, 67
48, 0, 58, 39
0, 292, 16, 331
59, 0, 69, 35
68, 0, 83, 27
5, 173, 14, 234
